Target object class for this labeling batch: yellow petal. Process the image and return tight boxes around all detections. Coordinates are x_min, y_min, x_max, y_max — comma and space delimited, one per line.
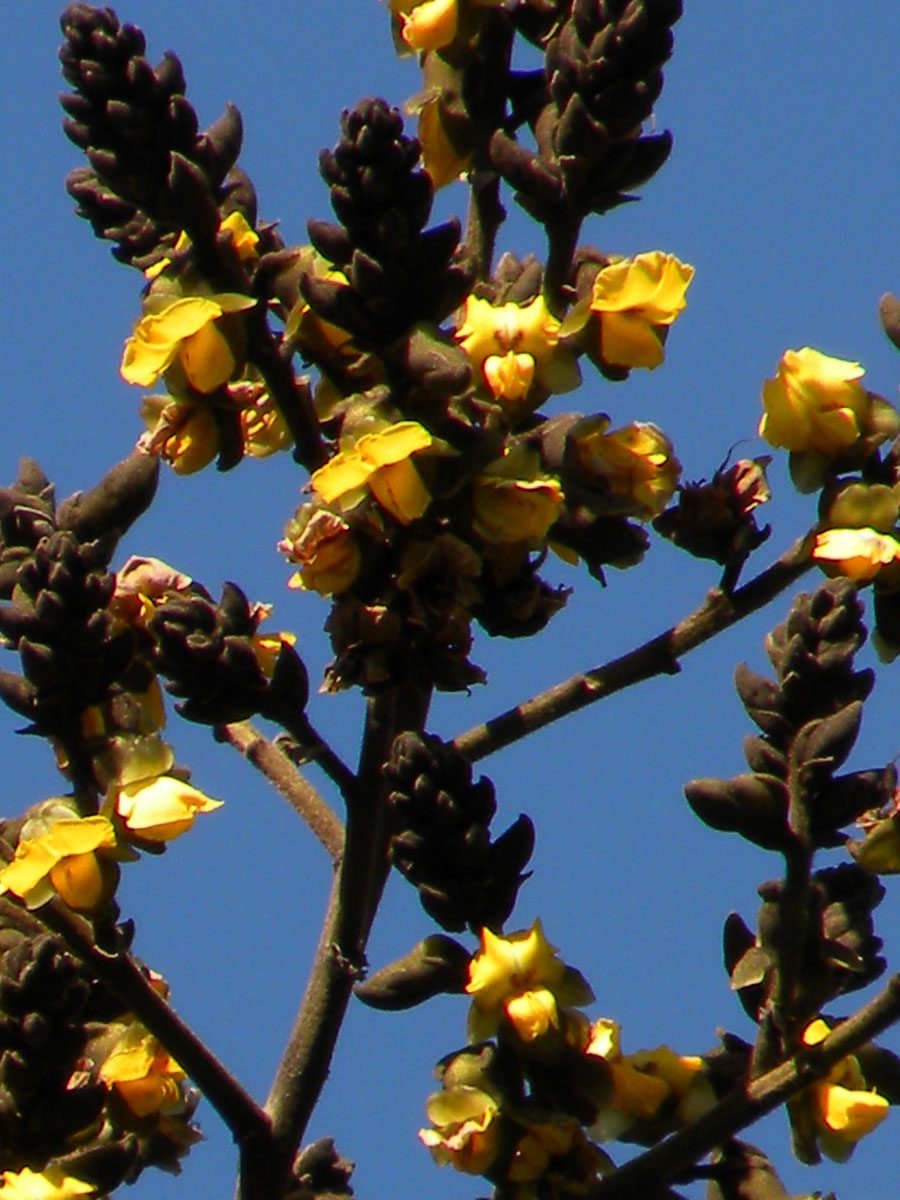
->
505, 987, 559, 1040
121, 297, 224, 386
368, 459, 432, 524
0, 1167, 97, 1200
599, 310, 665, 369
179, 320, 236, 393
400, 0, 458, 51
116, 775, 223, 842
816, 1083, 889, 1140
0, 817, 117, 902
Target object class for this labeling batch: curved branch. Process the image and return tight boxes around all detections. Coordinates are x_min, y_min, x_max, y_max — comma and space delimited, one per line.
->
590, 972, 900, 1199
218, 721, 344, 861
453, 533, 815, 763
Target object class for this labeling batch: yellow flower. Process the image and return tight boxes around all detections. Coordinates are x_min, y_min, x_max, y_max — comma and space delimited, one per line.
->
472, 475, 564, 545
282, 508, 362, 596
758, 347, 869, 455
418, 1085, 501, 1174
812, 528, 900, 586
311, 421, 437, 525
575, 418, 681, 519
0, 808, 118, 912
103, 735, 222, 842
0, 1167, 96, 1200
139, 396, 219, 474
455, 294, 581, 414
99, 1023, 187, 1118
392, 0, 458, 51
588, 251, 694, 369
219, 211, 261, 263
792, 1019, 890, 1161
121, 293, 255, 393
466, 921, 593, 1043
114, 775, 222, 842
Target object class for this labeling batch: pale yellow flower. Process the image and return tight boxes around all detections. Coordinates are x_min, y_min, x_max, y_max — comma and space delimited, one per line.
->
418, 1085, 501, 1174
812, 528, 900, 586
759, 347, 869, 455
282, 509, 362, 596
575, 418, 680, 519
103, 735, 222, 842
588, 251, 694, 369
472, 476, 563, 545
139, 396, 220, 474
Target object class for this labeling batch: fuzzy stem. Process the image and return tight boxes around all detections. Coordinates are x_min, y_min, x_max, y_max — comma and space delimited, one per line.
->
218, 721, 344, 861
453, 533, 815, 763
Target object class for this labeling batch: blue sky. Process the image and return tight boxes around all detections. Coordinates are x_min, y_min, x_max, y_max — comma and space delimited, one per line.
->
3, 4, 900, 1199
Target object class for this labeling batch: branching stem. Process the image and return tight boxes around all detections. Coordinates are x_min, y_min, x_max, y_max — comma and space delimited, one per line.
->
453, 533, 815, 763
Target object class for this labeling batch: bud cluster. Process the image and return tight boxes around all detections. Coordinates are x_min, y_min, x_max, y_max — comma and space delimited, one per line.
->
60, 3, 243, 266
384, 731, 534, 933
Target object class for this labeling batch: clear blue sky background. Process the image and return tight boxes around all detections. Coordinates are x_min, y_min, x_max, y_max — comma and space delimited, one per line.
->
2, 4, 900, 1199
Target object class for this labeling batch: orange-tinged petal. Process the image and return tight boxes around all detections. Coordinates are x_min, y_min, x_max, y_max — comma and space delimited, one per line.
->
399, 0, 458, 51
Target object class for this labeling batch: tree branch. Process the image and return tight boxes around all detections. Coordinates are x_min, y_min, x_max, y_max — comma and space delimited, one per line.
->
31, 892, 270, 1151
258, 690, 400, 1195
453, 533, 815, 763
218, 721, 344, 861
590, 972, 900, 1199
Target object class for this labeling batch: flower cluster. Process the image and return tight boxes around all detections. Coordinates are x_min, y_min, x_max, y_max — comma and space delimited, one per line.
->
755, 345, 900, 654
419, 922, 715, 1196
119, 214, 293, 473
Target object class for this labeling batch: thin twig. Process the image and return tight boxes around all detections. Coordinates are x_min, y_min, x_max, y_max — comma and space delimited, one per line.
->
590, 972, 900, 1199
453, 533, 815, 763
278, 712, 359, 801
218, 721, 344, 861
